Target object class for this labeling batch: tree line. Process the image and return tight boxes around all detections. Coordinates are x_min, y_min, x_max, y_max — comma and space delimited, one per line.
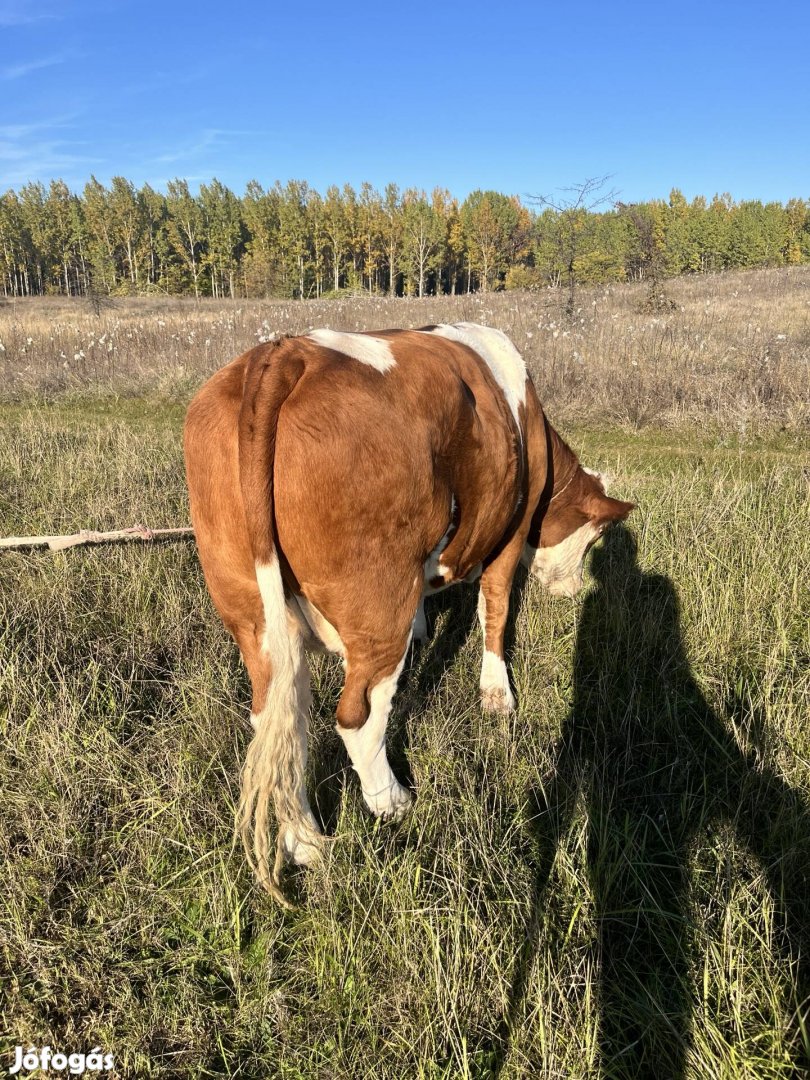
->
1, 177, 808, 300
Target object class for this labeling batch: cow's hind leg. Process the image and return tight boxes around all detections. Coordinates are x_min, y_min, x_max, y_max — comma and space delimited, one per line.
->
337, 639, 414, 820
330, 574, 420, 821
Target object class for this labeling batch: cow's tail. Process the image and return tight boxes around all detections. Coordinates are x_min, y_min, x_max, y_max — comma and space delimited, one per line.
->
236, 341, 317, 902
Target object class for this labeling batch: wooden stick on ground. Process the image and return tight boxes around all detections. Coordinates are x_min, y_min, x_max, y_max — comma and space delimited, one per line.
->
0, 524, 195, 552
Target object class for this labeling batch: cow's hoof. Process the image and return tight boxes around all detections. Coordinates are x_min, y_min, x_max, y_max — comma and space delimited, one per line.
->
364, 781, 414, 822
281, 826, 324, 868
480, 685, 516, 714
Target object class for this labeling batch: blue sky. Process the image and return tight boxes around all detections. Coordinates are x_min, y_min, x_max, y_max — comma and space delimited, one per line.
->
2, 0, 808, 204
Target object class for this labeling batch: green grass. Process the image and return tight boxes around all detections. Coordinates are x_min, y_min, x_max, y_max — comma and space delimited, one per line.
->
1, 401, 808, 1078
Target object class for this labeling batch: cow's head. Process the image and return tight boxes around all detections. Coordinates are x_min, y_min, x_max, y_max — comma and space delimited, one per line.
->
522, 466, 635, 597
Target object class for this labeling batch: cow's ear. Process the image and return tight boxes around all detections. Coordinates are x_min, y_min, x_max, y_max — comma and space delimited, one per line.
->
589, 493, 635, 529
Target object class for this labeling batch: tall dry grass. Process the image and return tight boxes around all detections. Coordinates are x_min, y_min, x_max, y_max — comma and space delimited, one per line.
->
1, 406, 808, 1078
1, 266, 808, 430
1, 267, 809, 1077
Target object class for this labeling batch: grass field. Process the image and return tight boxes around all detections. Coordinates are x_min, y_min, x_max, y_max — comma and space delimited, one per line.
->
1, 266, 808, 431
1, 271, 809, 1078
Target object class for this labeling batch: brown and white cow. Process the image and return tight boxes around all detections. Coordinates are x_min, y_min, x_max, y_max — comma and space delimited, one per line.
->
184, 323, 633, 902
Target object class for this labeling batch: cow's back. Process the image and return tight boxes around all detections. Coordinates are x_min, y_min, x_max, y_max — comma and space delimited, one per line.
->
187, 329, 528, 630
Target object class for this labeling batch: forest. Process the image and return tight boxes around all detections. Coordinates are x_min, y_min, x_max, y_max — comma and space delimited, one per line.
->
1, 177, 809, 300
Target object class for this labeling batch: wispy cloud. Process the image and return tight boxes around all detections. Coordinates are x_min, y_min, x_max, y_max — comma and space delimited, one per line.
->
2, 52, 73, 80
120, 64, 212, 98
0, 115, 102, 189
155, 127, 261, 165
0, 4, 59, 27
0, 114, 82, 142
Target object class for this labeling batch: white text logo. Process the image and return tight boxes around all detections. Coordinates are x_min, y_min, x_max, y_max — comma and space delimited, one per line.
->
9, 1046, 114, 1075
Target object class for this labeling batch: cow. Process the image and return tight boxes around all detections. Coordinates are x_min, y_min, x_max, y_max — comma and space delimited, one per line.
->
184, 323, 634, 903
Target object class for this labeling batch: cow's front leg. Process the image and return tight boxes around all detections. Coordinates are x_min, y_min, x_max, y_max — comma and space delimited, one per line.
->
412, 597, 428, 643
477, 586, 515, 713
477, 534, 525, 714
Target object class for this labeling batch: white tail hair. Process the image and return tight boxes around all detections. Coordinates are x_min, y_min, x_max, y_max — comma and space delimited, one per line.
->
236, 554, 320, 905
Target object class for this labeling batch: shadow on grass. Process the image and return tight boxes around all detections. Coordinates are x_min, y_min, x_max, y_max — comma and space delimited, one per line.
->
495, 524, 810, 1079
395, 584, 481, 777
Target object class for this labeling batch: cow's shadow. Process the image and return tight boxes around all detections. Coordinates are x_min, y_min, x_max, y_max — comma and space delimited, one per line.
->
494, 525, 810, 1077
394, 586, 483, 775
389, 562, 533, 806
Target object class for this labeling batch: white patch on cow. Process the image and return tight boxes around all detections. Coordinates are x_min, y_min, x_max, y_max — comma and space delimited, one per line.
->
338, 640, 413, 820
307, 328, 395, 373
477, 590, 516, 713
280, 817, 322, 867
424, 495, 456, 589
524, 522, 599, 598
294, 595, 346, 657
427, 322, 526, 431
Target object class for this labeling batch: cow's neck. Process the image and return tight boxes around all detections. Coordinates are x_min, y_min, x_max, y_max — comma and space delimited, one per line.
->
546, 421, 580, 500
